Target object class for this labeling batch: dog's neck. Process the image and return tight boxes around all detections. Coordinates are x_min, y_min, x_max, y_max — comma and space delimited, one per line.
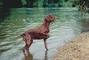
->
43, 19, 51, 28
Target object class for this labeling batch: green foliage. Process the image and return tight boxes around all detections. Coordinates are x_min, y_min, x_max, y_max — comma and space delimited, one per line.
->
1, 0, 89, 10
69, 0, 89, 13
21, 0, 26, 6
0, 1, 3, 7
0, 2, 2, 4
33, 0, 43, 7
60, 0, 72, 7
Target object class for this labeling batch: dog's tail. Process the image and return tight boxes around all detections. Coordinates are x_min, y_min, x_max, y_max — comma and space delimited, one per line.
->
17, 35, 21, 38
17, 34, 23, 38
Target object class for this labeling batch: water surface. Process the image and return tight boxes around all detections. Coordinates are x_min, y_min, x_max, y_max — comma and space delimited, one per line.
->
0, 8, 89, 60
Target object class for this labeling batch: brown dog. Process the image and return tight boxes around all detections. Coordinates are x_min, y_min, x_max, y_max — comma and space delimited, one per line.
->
19, 15, 56, 52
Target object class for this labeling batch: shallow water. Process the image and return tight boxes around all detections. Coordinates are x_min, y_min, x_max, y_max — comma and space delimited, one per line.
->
0, 8, 89, 60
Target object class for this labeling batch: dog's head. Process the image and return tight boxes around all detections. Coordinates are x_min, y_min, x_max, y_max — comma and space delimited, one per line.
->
45, 15, 56, 22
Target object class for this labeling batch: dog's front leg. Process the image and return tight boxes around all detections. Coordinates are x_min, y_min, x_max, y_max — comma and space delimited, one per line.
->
44, 39, 48, 50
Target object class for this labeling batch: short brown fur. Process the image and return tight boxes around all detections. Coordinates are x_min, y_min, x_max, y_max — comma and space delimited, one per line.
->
19, 15, 56, 52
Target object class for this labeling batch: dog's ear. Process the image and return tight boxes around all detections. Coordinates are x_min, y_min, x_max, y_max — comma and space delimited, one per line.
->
45, 15, 51, 21
45, 15, 56, 21
46, 15, 52, 21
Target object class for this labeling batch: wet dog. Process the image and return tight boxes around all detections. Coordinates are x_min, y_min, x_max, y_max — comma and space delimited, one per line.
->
19, 15, 56, 52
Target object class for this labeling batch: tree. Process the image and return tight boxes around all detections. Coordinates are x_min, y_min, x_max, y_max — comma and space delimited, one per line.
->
69, 0, 89, 13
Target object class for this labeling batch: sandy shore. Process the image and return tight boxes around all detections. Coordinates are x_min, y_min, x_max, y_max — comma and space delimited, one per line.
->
51, 32, 89, 60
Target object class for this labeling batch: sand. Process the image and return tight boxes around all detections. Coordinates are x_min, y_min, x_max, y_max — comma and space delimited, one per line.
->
51, 32, 89, 60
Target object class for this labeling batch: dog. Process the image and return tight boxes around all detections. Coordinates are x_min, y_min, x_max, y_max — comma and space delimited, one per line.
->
19, 15, 56, 52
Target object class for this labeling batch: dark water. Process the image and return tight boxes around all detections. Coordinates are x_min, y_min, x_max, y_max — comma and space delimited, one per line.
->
0, 8, 89, 60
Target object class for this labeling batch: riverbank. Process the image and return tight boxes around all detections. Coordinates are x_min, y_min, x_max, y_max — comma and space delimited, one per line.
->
51, 32, 89, 60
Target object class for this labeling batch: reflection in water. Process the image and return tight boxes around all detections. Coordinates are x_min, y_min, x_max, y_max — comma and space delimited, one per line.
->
44, 50, 48, 60
23, 50, 48, 60
23, 51, 33, 60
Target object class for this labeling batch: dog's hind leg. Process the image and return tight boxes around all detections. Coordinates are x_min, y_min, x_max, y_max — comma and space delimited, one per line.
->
22, 34, 33, 52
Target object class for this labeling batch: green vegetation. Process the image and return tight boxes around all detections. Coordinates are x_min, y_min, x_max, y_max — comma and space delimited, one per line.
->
0, 1, 3, 7
0, 0, 73, 8
0, 0, 89, 13
21, 0, 26, 6
60, 0, 72, 7
69, 0, 89, 13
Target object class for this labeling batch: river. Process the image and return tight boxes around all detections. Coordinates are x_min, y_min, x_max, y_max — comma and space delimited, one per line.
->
0, 8, 89, 60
